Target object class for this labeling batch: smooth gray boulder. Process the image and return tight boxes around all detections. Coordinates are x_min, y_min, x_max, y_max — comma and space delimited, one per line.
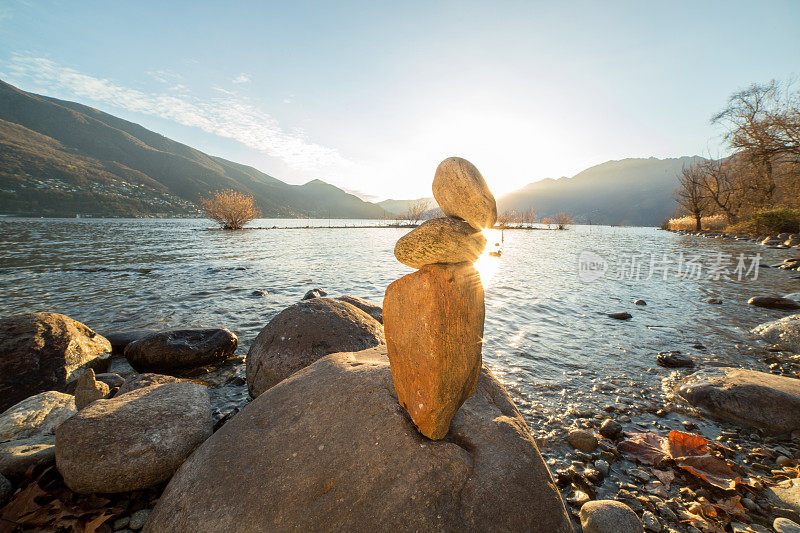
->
146, 347, 571, 532
335, 295, 383, 323
393, 217, 487, 269
432, 157, 497, 230
246, 298, 385, 397
0, 435, 55, 475
753, 313, 800, 353
677, 368, 800, 433
0, 391, 76, 443
55, 382, 212, 493
580, 500, 644, 533
124, 328, 238, 374
748, 296, 800, 310
0, 313, 111, 411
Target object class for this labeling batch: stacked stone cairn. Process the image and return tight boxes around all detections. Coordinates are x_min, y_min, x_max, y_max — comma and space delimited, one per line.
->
384, 156, 497, 439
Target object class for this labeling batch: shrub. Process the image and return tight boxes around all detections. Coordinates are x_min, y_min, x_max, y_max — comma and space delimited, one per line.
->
752, 208, 800, 234
200, 189, 261, 230
667, 214, 727, 231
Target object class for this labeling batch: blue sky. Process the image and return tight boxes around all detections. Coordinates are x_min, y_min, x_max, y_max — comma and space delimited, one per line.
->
1, 1, 798, 200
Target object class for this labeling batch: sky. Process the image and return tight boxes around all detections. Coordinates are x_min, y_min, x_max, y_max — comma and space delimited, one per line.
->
1, 1, 799, 201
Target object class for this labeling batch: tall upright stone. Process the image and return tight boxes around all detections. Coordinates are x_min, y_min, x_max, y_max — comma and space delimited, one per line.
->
384, 263, 484, 439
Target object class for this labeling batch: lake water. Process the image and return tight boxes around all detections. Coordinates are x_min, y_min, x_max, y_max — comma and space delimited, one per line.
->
1, 218, 798, 450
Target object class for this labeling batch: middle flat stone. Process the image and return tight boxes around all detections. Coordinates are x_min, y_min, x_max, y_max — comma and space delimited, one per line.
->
394, 217, 487, 269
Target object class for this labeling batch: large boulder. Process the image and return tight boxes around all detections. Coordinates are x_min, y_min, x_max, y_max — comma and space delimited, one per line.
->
0, 435, 56, 475
384, 263, 484, 439
335, 295, 383, 323
0, 313, 111, 411
124, 328, 238, 374
393, 218, 487, 269
676, 369, 800, 433
103, 329, 159, 354
117, 373, 182, 394
55, 382, 212, 493
753, 313, 800, 353
432, 157, 497, 230
246, 298, 385, 397
0, 391, 76, 442
145, 348, 571, 532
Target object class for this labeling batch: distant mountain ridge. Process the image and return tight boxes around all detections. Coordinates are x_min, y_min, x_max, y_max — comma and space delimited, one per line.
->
496, 156, 706, 226
0, 80, 393, 218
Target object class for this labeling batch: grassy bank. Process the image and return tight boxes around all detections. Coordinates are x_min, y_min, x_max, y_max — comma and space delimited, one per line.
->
666, 208, 800, 235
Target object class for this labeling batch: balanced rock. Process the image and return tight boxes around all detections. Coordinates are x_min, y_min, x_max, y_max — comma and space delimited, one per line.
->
0, 391, 76, 442
74, 369, 111, 410
752, 313, 800, 353
55, 382, 212, 493
394, 217, 487, 269
580, 500, 644, 533
124, 328, 238, 374
247, 298, 385, 397
677, 369, 800, 433
335, 295, 383, 323
748, 296, 800, 310
384, 263, 484, 439
432, 157, 497, 229
0, 312, 111, 411
144, 348, 571, 532
117, 373, 182, 394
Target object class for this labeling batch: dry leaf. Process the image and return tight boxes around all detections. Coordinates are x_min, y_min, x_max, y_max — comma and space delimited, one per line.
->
617, 431, 669, 464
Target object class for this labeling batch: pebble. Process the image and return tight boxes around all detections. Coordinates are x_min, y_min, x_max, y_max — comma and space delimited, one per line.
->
568, 429, 599, 452
629, 468, 650, 483
656, 351, 694, 368
595, 459, 610, 477
113, 516, 131, 530
128, 509, 151, 530
655, 500, 677, 521
599, 419, 623, 439
580, 500, 643, 533
608, 312, 633, 320
634, 300, 647, 306
778, 455, 793, 467
568, 490, 591, 508
641, 510, 661, 532
775, 518, 800, 533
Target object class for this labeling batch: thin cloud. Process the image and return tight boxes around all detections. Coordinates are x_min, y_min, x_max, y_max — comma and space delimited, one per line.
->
232, 73, 250, 84
3, 54, 352, 173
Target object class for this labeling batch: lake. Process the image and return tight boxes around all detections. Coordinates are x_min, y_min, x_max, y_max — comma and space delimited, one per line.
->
1, 217, 798, 451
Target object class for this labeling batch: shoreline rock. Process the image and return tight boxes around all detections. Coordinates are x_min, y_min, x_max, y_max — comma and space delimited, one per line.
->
145, 348, 572, 532
753, 313, 800, 353
124, 328, 238, 374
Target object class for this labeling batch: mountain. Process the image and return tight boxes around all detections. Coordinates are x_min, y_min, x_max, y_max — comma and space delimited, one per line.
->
497, 156, 706, 226
376, 198, 434, 217
0, 80, 393, 218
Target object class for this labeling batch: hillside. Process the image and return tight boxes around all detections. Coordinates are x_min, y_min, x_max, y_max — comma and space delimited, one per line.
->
497, 156, 706, 226
0, 80, 393, 218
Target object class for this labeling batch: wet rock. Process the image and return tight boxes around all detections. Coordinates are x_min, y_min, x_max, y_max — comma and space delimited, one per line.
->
753, 314, 800, 354
0, 435, 56, 475
776, 518, 800, 533
580, 500, 643, 533
0, 391, 76, 442
677, 368, 800, 433
0, 312, 111, 411
335, 295, 383, 323
748, 296, 800, 310
568, 429, 599, 452
641, 510, 661, 532
600, 418, 623, 439
608, 312, 632, 320
104, 329, 159, 354
302, 288, 327, 300
246, 298, 385, 398
657, 351, 694, 368
74, 369, 111, 410
779, 455, 794, 467
0, 473, 11, 507
595, 459, 610, 477
634, 300, 647, 306
393, 217, 487, 269
144, 348, 571, 532
432, 156, 497, 230
124, 328, 238, 374
55, 382, 212, 493
117, 373, 182, 394
384, 263, 484, 439
568, 490, 591, 508
706, 297, 723, 304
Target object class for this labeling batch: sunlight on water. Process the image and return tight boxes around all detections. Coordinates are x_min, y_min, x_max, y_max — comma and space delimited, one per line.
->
476, 228, 503, 286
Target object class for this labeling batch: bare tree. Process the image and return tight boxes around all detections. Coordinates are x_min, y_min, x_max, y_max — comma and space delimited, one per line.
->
521, 207, 536, 228
541, 217, 553, 229
200, 189, 261, 230
675, 164, 710, 231
553, 212, 574, 230
496, 209, 521, 229
697, 159, 743, 224
402, 199, 430, 226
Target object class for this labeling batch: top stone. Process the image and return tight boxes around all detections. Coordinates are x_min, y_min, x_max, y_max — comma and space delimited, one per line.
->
432, 157, 497, 230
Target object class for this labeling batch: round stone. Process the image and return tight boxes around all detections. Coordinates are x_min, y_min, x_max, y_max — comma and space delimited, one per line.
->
394, 217, 487, 269
432, 157, 497, 230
